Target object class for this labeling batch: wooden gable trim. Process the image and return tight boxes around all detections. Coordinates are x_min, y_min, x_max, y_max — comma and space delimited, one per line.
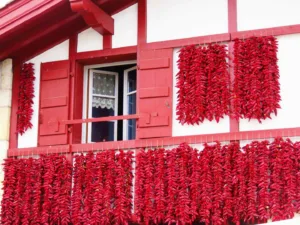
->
69, 0, 114, 35
0, 0, 65, 38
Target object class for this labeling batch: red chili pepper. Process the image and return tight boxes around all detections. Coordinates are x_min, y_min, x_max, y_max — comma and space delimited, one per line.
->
17, 63, 35, 135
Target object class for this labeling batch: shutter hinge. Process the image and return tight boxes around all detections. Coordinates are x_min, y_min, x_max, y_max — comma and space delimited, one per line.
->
70, 72, 74, 77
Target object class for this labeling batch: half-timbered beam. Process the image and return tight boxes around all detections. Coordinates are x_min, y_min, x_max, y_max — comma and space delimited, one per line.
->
69, 0, 114, 35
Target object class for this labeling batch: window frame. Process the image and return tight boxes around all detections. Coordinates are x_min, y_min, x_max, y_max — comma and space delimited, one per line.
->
88, 69, 119, 143
123, 66, 137, 140
82, 60, 137, 143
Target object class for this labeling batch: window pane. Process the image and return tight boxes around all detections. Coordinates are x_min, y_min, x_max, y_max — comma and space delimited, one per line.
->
127, 93, 136, 140
91, 98, 115, 142
128, 70, 136, 93
93, 73, 115, 96
128, 93, 136, 114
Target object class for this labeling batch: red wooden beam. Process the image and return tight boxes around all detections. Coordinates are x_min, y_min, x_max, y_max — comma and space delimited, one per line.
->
0, 14, 82, 60
9, 58, 21, 149
62, 114, 140, 124
69, 0, 114, 35
231, 24, 300, 39
75, 45, 137, 64
228, 0, 239, 133
140, 33, 231, 50
7, 127, 300, 156
0, 0, 65, 39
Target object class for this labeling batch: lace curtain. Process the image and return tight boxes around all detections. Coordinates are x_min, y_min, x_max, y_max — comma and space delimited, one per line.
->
92, 73, 115, 110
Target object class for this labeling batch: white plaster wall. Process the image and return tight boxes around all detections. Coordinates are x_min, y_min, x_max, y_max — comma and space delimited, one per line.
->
240, 34, 300, 131
172, 48, 230, 137
237, 0, 300, 31
147, 0, 228, 43
112, 3, 137, 48
77, 28, 103, 52
18, 40, 69, 148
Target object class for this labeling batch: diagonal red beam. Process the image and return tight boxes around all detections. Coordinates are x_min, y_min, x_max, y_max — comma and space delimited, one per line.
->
0, 14, 82, 60
70, 0, 114, 35
0, 0, 65, 39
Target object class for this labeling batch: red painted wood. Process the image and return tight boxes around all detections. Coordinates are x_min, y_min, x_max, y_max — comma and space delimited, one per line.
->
41, 97, 67, 108
0, 13, 82, 60
8, 127, 300, 156
8, 145, 70, 157
9, 58, 21, 149
14, 17, 87, 62
228, 0, 239, 133
72, 62, 84, 144
39, 60, 70, 146
68, 35, 77, 145
231, 24, 300, 39
141, 33, 231, 50
0, 0, 65, 38
138, 0, 147, 45
137, 48, 173, 139
63, 114, 140, 124
103, 34, 112, 49
140, 87, 169, 99
228, 0, 237, 34
95, 0, 137, 15
75, 45, 137, 64
139, 58, 169, 70
139, 116, 169, 128
70, 0, 114, 35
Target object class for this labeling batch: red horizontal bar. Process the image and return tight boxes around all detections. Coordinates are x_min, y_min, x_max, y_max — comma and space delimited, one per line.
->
7, 127, 300, 157
62, 114, 140, 125
75, 45, 137, 60
141, 33, 231, 50
8, 145, 70, 157
231, 24, 300, 39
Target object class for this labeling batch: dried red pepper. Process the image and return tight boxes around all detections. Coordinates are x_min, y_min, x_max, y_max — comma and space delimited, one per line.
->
232, 36, 281, 121
17, 63, 35, 135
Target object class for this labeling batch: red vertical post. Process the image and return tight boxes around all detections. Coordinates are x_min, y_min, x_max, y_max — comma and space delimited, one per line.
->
103, 34, 112, 49
67, 34, 78, 159
228, 0, 239, 133
9, 58, 21, 148
138, 0, 147, 45
137, 0, 147, 141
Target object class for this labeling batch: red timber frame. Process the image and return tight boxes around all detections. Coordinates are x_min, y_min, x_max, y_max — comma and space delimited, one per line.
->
8, 0, 300, 156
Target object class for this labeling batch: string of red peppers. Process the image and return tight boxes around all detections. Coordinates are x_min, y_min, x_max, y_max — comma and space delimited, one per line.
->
177, 36, 280, 124
233, 36, 281, 122
17, 62, 35, 135
134, 139, 300, 225
1, 139, 300, 224
71, 150, 133, 225
176, 43, 230, 125
0, 154, 72, 225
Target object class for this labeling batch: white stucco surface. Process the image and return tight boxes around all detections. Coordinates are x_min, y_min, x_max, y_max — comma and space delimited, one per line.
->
77, 28, 103, 52
147, 0, 228, 43
112, 3, 137, 48
237, 0, 300, 31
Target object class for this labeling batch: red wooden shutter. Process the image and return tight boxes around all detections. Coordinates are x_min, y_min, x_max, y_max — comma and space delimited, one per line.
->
38, 60, 70, 146
137, 48, 173, 139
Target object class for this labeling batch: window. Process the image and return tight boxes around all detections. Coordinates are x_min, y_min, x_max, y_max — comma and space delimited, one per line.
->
123, 66, 137, 140
83, 62, 137, 143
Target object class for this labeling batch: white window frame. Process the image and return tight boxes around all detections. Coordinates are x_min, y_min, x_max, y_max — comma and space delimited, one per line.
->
123, 66, 137, 140
82, 60, 137, 143
88, 69, 119, 142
